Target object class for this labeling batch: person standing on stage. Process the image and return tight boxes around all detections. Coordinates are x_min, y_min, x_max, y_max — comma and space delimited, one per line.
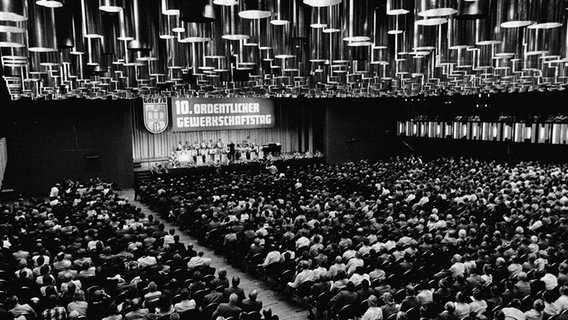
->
228, 141, 235, 163
216, 139, 225, 163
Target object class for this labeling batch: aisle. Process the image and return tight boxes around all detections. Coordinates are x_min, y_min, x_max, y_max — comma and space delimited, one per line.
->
118, 189, 307, 320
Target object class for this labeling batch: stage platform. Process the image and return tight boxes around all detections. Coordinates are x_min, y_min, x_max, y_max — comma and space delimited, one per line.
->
134, 155, 325, 185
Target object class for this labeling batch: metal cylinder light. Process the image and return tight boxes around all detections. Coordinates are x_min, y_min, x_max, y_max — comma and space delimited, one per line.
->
387, 0, 410, 15
0, 0, 27, 21
323, 4, 341, 33
28, 2, 57, 52
163, 0, 180, 15
273, 22, 294, 58
36, 0, 64, 9
271, 0, 291, 25
291, 0, 308, 39
238, 0, 271, 19
498, 27, 524, 58
220, 2, 248, 40
0, 31, 24, 47
178, 22, 211, 43
526, 27, 561, 56
342, 0, 372, 42
416, 0, 457, 18
310, 6, 327, 29
126, 0, 153, 50
81, 0, 103, 39
117, 7, 133, 41
310, 27, 327, 63
99, 0, 122, 12
499, 0, 534, 28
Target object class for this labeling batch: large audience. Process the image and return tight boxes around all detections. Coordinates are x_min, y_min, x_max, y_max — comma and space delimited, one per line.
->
0, 178, 274, 320
139, 156, 568, 320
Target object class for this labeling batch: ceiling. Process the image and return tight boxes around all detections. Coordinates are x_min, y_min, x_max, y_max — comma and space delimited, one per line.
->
1, 0, 568, 99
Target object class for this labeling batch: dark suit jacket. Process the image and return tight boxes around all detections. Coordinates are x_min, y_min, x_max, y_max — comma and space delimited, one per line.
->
211, 302, 242, 320
329, 290, 358, 314
241, 299, 263, 313
203, 291, 224, 306
223, 287, 246, 303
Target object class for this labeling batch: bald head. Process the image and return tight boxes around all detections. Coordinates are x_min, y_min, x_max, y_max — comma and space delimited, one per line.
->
249, 290, 258, 301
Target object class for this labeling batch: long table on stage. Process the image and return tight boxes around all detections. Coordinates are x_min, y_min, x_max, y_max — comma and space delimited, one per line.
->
145, 155, 326, 180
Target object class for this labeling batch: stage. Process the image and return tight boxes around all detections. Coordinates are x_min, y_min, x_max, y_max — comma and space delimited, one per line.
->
134, 154, 326, 185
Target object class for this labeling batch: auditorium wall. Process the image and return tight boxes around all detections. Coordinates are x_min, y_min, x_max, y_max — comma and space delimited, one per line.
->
132, 98, 323, 162
324, 98, 401, 164
0, 98, 134, 196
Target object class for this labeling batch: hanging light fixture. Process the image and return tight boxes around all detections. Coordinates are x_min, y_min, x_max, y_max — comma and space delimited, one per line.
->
271, 0, 291, 25
36, 0, 64, 9
220, 2, 249, 41
0, 0, 27, 21
342, 0, 372, 42
499, 0, 534, 28
99, 0, 122, 13
125, 0, 153, 50
416, 0, 457, 18
28, 2, 57, 52
238, 0, 271, 19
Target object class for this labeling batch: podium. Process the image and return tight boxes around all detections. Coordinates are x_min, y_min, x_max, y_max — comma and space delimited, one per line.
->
261, 143, 281, 158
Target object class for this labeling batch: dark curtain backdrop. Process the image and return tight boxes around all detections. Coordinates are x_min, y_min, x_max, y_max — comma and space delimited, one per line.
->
132, 98, 318, 161
0, 98, 134, 196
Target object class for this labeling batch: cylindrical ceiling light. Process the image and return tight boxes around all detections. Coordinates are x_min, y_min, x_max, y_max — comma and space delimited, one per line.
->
99, 0, 122, 12
528, 0, 563, 29
416, 0, 457, 18
28, 2, 57, 52
271, 0, 291, 25
526, 25, 560, 55
387, 0, 410, 15
220, 1, 249, 40
117, 6, 133, 41
498, 27, 524, 58
178, 22, 212, 43
0, 31, 24, 47
81, 0, 103, 38
499, 0, 534, 28
163, 0, 180, 15
342, 0, 372, 42
310, 6, 327, 28
125, 0, 153, 50
323, 4, 341, 33
181, 0, 215, 23
273, 21, 294, 58
310, 27, 328, 63
303, 0, 342, 7
0, 0, 27, 21
36, 0, 64, 9
238, 0, 271, 19
291, 0, 308, 39
159, 13, 177, 40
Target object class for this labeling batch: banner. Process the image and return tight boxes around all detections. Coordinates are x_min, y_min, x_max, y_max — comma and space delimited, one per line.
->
143, 97, 168, 134
170, 97, 275, 132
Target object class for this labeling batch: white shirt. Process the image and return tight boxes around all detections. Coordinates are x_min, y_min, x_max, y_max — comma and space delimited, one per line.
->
362, 307, 383, 320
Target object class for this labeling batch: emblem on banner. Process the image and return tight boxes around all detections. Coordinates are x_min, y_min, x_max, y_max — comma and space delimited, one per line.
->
143, 98, 168, 134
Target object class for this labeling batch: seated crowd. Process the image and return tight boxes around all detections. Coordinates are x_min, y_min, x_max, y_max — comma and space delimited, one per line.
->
139, 156, 568, 320
0, 178, 276, 320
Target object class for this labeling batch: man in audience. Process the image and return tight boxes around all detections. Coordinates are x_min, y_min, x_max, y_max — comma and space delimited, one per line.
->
223, 276, 246, 304
241, 290, 263, 313
212, 293, 242, 320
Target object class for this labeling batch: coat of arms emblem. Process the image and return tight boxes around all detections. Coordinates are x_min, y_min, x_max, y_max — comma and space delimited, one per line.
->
143, 98, 168, 134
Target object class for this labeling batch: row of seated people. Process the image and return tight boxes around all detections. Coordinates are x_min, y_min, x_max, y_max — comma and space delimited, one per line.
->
138, 156, 568, 320
0, 178, 280, 320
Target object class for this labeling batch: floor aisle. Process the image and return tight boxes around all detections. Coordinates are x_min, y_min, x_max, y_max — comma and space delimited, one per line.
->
118, 189, 307, 320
